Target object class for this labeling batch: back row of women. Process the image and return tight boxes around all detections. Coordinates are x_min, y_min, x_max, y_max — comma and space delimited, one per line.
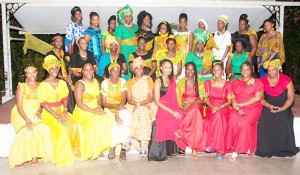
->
8, 4, 297, 168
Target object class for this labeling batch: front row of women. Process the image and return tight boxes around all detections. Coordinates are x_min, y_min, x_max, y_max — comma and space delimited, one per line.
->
9, 56, 299, 168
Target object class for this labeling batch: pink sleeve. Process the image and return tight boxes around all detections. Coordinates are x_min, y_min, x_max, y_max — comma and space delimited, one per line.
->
225, 81, 233, 94
254, 79, 264, 93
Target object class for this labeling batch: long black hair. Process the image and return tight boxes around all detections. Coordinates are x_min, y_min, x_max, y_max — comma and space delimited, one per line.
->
156, 21, 173, 36
107, 15, 116, 30
185, 62, 199, 97
160, 59, 174, 81
137, 10, 153, 28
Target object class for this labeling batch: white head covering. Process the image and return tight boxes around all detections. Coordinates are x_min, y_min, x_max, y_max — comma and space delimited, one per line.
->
218, 15, 229, 25
197, 19, 209, 30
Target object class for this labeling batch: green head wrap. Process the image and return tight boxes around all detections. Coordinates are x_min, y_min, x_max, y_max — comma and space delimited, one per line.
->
117, 4, 133, 24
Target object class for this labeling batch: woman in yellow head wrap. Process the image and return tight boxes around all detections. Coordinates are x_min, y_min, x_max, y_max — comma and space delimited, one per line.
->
37, 55, 81, 168
257, 58, 299, 157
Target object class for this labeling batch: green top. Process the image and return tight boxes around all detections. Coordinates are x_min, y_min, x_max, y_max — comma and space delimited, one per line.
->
115, 24, 138, 40
231, 51, 248, 74
185, 52, 215, 72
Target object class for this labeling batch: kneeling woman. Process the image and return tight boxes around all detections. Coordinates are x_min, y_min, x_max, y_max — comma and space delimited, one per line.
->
175, 62, 206, 157
38, 55, 80, 167
9, 65, 52, 168
73, 62, 114, 160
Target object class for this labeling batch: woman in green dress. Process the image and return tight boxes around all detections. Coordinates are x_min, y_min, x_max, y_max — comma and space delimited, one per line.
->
115, 4, 138, 80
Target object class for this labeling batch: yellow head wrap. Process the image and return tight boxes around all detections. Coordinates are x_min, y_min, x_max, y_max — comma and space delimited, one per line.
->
218, 15, 228, 25
108, 62, 120, 72
24, 66, 37, 73
43, 55, 61, 72
117, 4, 133, 24
105, 36, 119, 49
133, 57, 143, 70
263, 59, 281, 69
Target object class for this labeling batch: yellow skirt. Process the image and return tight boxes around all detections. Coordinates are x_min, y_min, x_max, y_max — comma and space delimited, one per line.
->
73, 105, 114, 159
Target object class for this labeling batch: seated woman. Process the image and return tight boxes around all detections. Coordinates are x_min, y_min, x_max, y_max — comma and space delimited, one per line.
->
125, 58, 157, 159
175, 62, 206, 157
9, 65, 52, 168
148, 59, 183, 161
38, 55, 80, 167
256, 59, 299, 157
97, 37, 127, 79
226, 61, 264, 161
73, 62, 114, 160
185, 30, 215, 82
204, 61, 233, 159
226, 40, 249, 80
101, 63, 131, 161
129, 36, 157, 80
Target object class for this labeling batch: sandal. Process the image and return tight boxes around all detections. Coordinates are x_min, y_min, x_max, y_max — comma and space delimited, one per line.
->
216, 153, 224, 159
119, 148, 126, 162
191, 150, 198, 157
139, 148, 147, 159
177, 150, 185, 157
16, 163, 24, 168
31, 158, 38, 166
122, 138, 133, 152
108, 147, 116, 160
205, 147, 212, 153
229, 152, 238, 161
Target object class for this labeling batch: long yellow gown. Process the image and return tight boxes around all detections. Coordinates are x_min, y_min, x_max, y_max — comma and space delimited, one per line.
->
73, 79, 114, 159
9, 83, 52, 168
37, 80, 80, 168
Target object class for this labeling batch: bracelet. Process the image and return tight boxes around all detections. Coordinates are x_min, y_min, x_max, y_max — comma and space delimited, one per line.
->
64, 107, 68, 111
25, 119, 31, 124
235, 106, 240, 111
221, 105, 224, 109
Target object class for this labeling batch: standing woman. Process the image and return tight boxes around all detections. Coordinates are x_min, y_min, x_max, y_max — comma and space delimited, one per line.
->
175, 62, 206, 157
174, 13, 194, 61
185, 30, 215, 82
125, 58, 157, 159
101, 15, 117, 53
204, 61, 233, 159
101, 63, 131, 161
115, 4, 138, 80
135, 10, 155, 51
256, 59, 299, 157
226, 61, 264, 161
148, 59, 183, 161
232, 14, 257, 64
84, 12, 103, 63
257, 19, 285, 78
195, 19, 219, 51
153, 21, 173, 55
73, 62, 114, 160
38, 55, 80, 167
9, 65, 52, 168
155, 38, 184, 79
64, 6, 85, 54
129, 36, 157, 80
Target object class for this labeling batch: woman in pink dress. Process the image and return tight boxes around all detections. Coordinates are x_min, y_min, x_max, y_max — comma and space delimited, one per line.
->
226, 61, 264, 161
174, 62, 205, 157
204, 60, 233, 159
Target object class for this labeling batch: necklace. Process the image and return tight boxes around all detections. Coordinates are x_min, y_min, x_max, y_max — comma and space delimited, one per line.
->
79, 51, 87, 61
195, 52, 204, 58
110, 53, 119, 63
124, 23, 133, 28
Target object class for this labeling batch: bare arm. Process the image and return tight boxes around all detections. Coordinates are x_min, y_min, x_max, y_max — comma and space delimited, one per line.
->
239, 91, 263, 107
175, 61, 182, 78
147, 61, 157, 77
221, 46, 231, 61
248, 34, 258, 64
278, 82, 294, 112
15, 85, 30, 122
101, 38, 106, 54
188, 32, 194, 52
84, 34, 91, 43
225, 56, 232, 75
153, 39, 158, 54
122, 62, 128, 75
74, 81, 94, 113
154, 78, 173, 114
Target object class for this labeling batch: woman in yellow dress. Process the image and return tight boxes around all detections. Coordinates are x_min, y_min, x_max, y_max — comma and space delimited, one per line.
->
73, 62, 114, 160
38, 55, 80, 168
9, 65, 52, 168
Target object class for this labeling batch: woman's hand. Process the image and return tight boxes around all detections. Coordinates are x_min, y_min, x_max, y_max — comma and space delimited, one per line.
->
237, 108, 245, 115
93, 107, 103, 115
118, 105, 126, 110
183, 103, 191, 111
172, 110, 182, 119
35, 111, 42, 120
115, 113, 124, 126
25, 120, 33, 131
212, 106, 220, 114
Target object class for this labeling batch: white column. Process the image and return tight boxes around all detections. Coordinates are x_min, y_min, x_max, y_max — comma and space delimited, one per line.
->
279, 5, 285, 35
1, 3, 14, 103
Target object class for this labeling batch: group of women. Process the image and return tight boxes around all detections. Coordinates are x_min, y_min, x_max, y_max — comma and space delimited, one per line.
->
8, 4, 298, 169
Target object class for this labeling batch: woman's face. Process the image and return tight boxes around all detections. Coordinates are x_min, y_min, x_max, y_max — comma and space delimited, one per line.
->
48, 65, 59, 78
198, 21, 206, 30
53, 37, 63, 50
195, 40, 205, 52
78, 38, 88, 51
213, 64, 223, 79
137, 38, 146, 50
74, 11, 82, 22
185, 64, 195, 78
217, 20, 225, 30
167, 39, 176, 51
235, 41, 244, 53
159, 24, 167, 35
134, 65, 144, 77
241, 64, 252, 79
161, 61, 173, 76
109, 42, 118, 52
267, 65, 279, 79
239, 20, 247, 31
25, 69, 38, 82
143, 15, 151, 27
109, 66, 120, 79
90, 15, 100, 27
179, 18, 187, 29
109, 19, 116, 30
264, 21, 273, 33
124, 14, 133, 25
82, 63, 94, 80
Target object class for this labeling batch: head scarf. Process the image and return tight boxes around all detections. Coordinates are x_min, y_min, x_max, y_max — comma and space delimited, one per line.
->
71, 6, 81, 17
197, 19, 209, 30
117, 4, 133, 24
108, 62, 120, 72
133, 57, 143, 70
105, 36, 119, 49
218, 15, 228, 25
24, 66, 37, 73
194, 29, 210, 45
43, 55, 61, 72
263, 59, 281, 69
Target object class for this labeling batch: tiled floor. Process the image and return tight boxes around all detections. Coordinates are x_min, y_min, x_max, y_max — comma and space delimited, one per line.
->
1, 152, 300, 175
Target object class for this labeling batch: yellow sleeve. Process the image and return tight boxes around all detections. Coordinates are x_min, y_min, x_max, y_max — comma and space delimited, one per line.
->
59, 80, 69, 99
37, 82, 48, 103
147, 77, 154, 90
129, 54, 134, 63
198, 80, 206, 100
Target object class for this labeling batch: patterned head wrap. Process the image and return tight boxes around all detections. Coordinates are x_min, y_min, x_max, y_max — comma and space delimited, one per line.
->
108, 62, 120, 72
24, 66, 37, 73
105, 36, 119, 49
197, 19, 209, 30
71, 6, 81, 17
194, 29, 210, 45
133, 57, 143, 70
43, 55, 61, 72
263, 59, 281, 69
117, 4, 133, 24
218, 15, 228, 25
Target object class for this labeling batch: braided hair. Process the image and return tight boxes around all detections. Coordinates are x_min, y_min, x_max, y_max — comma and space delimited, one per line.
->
185, 62, 199, 97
